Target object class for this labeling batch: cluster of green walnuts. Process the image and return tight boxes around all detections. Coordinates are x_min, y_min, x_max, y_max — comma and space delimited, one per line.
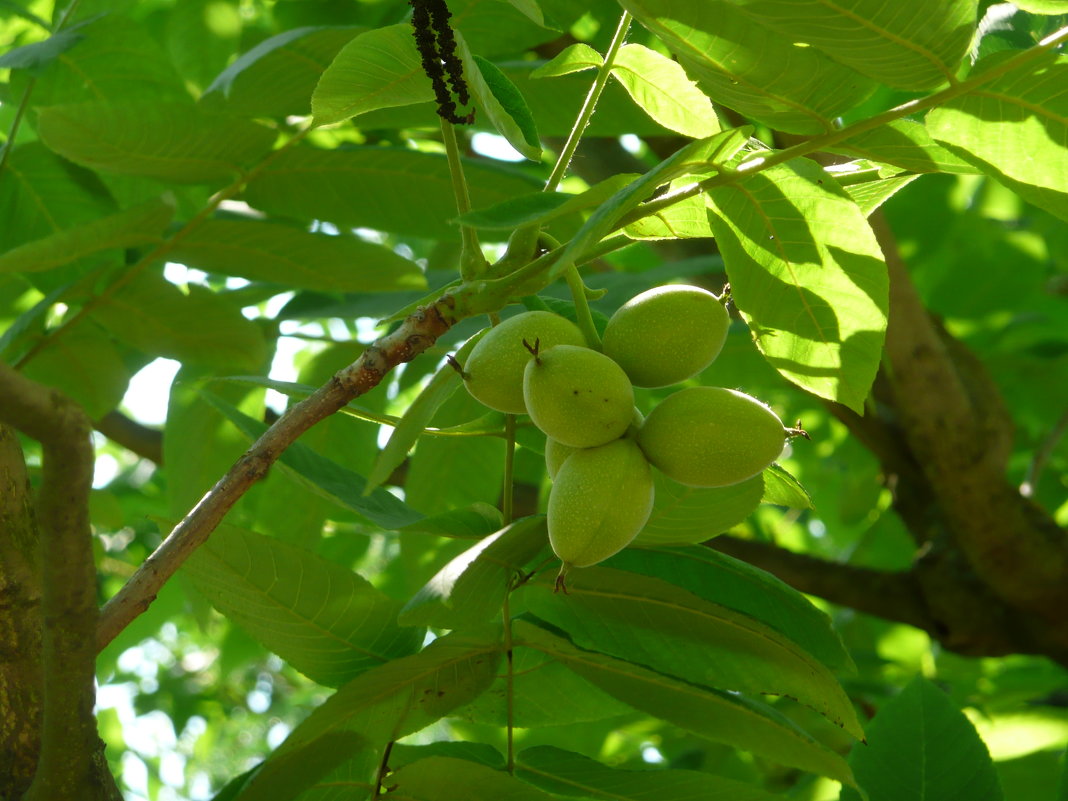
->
461, 285, 789, 589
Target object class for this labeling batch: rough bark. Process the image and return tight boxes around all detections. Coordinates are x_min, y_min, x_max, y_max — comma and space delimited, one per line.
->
0, 425, 43, 800
0, 368, 121, 801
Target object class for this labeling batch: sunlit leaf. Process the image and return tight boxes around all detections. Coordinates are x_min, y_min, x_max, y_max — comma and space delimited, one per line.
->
530, 43, 602, 78
706, 158, 888, 412
928, 51, 1068, 221
612, 43, 720, 139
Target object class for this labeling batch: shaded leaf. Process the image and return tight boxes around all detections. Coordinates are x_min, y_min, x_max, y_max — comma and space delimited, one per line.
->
612, 43, 720, 139
530, 43, 603, 78
199, 392, 424, 530
234, 630, 502, 801
244, 145, 541, 240
620, 0, 877, 134
311, 23, 432, 126
928, 51, 1068, 221
520, 567, 863, 736
606, 547, 852, 672
0, 197, 173, 274
21, 323, 129, 419
37, 102, 276, 184
205, 26, 365, 118
364, 331, 483, 495
631, 471, 764, 547
840, 676, 1002, 801
169, 220, 426, 292
622, 188, 714, 240
844, 173, 922, 218
91, 272, 267, 370
400, 516, 549, 628
182, 521, 423, 687
514, 620, 855, 785
517, 745, 788, 800
391, 756, 555, 801
706, 158, 888, 412
456, 174, 636, 230
0, 24, 88, 71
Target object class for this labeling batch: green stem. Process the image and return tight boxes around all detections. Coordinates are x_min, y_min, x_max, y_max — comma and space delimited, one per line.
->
502, 414, 516, 524
502, 592, 516, 774
543, 10, 632, 193
441, 118, 487, 280
615, 24, 1068, 231
564, 266, 601, 350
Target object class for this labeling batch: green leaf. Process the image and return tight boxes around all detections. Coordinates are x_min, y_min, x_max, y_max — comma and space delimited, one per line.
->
182, 521, 423, 687
514, 620, 855, 785
168, 220, 426, 292
365, 331, 482, 495
455, 645, 632, 727
0, 197, 173, 274
619, 0, 878, 134
501, 0, 546, 27
398, 503, 504, 539
0, 24, 87, 71
605, 547, 853, 672
520, 567, 863, 737
728, 0, 978, 91
389, 741, 505, 771
244, 145, 541, 240
835, 119, 978, 174
516, 745, 788, 800
927, 51, 1068, 222
0, 143, 116, 255
468, 52, 542, 161
622, 187, 714, 240
199, 392, 425, 530
204, 26, 365, 118
400, 516, 549, 629
91, 272, 267, 370
311, 23, 433, 126
21, 323, 129, 419
761, 463, 814, 510
22, 15, 188, 105
530, 43, 603, 78
631, 471, 763, 547
551, 129, 751, 282
706, 158, 888, 412
611, 43, 720, 139
234, 630, 502, 801
844, 173, 923, 218
164, 0, 241, 90
1012, 0, 1068, 10
840, 676, 1002, 801
37, 102, 276, 185
391, 756, 555, 801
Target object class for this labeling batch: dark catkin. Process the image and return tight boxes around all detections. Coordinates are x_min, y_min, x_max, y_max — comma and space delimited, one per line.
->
409, 0, 472, 124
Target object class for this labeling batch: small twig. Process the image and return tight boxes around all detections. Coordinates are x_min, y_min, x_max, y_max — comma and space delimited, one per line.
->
1021, 407, 1068, 498
370, 740, 394, 800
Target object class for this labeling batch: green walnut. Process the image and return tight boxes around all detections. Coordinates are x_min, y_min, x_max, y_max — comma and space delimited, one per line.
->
463, 311, 585, 413
544, 407, 643, 479
548, 438, 654, 573
523, 344, 634, 448
637, 387, 785, 487
602, 285, 729, 388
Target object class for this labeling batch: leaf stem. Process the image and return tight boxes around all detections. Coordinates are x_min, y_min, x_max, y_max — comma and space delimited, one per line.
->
564, 266, 601, 349
543, 10, 632, 193
441, 117, 488, 280
502, 592, 516, 774
502, 414, 516, 524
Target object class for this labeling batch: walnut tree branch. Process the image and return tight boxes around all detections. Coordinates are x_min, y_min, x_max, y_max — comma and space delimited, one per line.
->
95, 410, 164, 465
0, 364, 121, 801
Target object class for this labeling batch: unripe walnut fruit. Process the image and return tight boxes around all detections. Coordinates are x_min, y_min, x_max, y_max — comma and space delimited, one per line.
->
523, 344, 634, 448
602, 285, 729, 388
544, 407, 643, 479
548, 438, 654, 569
463, 311, 585, 413
637, 387, 785, 487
